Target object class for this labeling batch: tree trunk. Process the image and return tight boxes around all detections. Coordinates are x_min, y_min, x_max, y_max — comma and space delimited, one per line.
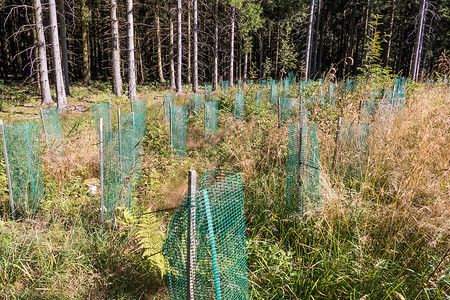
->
156, 8, 164, 84
49, 0, 67, 109
169, 18, 176, 90
305, 0, 315, 80
187, 0, 191, 85
259, 29, 263, 79
34, 0, 53, 106
385, 0, 396, 67
413, 0, 427, 81
213, 0, 218, 89
127, 0, 136, 100
111, 0, 122, 95
275, 22, 280, 78
363, 0, 374, 65
312, 0, 321, 77
193, 0, 198, 92
244, 51, 248, 81
176, 0, 182, 94
81, 0, 91, 85
57, 0, 70, 95
229, 6, 235, 87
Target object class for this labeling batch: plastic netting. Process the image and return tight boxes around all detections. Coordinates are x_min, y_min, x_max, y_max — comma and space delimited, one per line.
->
286, 122, 321, 215
189, 94, 204, 115
3, 121, 44, 216
93, 102, 112, 133
270, 84, 278, 108
237, 80, 243, 92
260, 80, 267, 88
254, 91, 262, 112
247, 80, 254, 87
288, 71, 295, 85
281, 98, 299, 122
282, 79, 290, 97
164, 94, 175, 122
328, 83, 335, 105
205, 102, 218, 138
221, 81, 229, 94
41, 108, 64, 155
205, 86, 213, 102
233, 93, 245, 121
102, 111, 146, 220
171, 106, 187, 157
162, 169, 248, 300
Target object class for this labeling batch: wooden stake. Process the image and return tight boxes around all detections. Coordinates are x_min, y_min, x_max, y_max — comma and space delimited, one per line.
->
0, 120, 14, 219
187, 170, 197, 299
99, 117, 105, 223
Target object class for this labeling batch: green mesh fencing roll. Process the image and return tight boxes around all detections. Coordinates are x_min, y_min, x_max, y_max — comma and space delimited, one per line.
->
171, 106, 187, 157
162, 169, 248, 300
92, 102, 112, 133
205, 102, 218, 139
233, 93, 245, 121
221, 81, 229, 94
189, 94, 204, 115
205, 86, 213, 102
286, 123, 321, 215
4, 121, 44, 216
270, 84, 278, 108
280, 98, 299, 122
164, 94, 175, 122
41, 108, 64, 155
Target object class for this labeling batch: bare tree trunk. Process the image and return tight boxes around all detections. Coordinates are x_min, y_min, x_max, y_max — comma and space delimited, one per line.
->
305, 0, 315, 80
363, 0, 374, 65
176, 0, 182, 94
244, 51, 248, 81
169, 18, 176, 90
57, 0, 69, 95
81, 0, 91, 84
111, 0, 122, 96
229, 6, 235, 87
193, 0, 198, 92
127, 0, 136, 100
259, 30, 263, 79
213, 0, 218, 89
156, 8, 164, 84
49, 0, 67, 109
312, 0, 321, 77
275, 22, 279, 77
187, 0, 191, 85
385, 0, 395, 67
34, 0, 53, 107
413, 0, 427, 81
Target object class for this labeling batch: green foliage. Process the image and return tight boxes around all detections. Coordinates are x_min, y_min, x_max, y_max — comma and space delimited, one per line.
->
279, 24, 298, 78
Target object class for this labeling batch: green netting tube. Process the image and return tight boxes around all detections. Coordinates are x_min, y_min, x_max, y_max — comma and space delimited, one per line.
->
189, 94, 204, 115
328, 83, 335, 105
270, 84, 278, 108
254, 91, 262, 112
132, 99, 146, 114
205, 86, 213, 102
202, 189, 222, 300
286, 124, 301, 214
205, 102, 218, 139
302, 124, 320, 210
4, 121, 44, 216
288, 71, 295, 84
92, 102, 112, 134
282, 79, 290, 97
164, 93, 175, 122
221, 81, 229, 94
233, 93, 245, 121
260, 80, 267, 88
41, 108, 65, 155
281, 98, 299, 122
171, 106, 187, 157
247, 80, 254, 87
237, 80, 243, 92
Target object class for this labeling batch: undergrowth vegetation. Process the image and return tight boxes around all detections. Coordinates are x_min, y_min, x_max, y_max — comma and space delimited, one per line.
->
0, 81, 449, 299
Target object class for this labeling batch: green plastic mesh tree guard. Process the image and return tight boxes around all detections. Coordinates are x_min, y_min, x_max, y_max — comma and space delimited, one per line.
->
237, 80, 243, 92
171, 106, 187, 157
282, 79, 290, 97
41, 108, 64, 155
3, 121, 44, 216
205, 86, 213, 102
233, 93, 245, 121
281, 98, 299, 122
92, 102, 112, 133
247, 80, 254, 86
254, 91, 262, 112
164, 94, 175, 122
205, 102, 218, 139
288, 71, 295, 85
260, 80, 267, 87
328, 83, 335, 105
221, 81, 229, 94
270, 84, 278, 108
286, 123, 321, 215
162, 169, 248, 300
189, 94, 204, 115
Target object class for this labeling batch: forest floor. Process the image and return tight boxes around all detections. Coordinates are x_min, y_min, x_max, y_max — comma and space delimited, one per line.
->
0, 80, 449, 299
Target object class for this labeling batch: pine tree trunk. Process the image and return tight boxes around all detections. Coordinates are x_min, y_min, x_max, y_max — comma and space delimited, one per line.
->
213, 0, 218, 90
34, 0, 53, 107
49, 0, 67, 109
187, 0, 191, 85
244, 51, 248, 81
176, 0, 182, 94
305, 0, 315, 80
169, 18, 176, 90
81, 0, 91, 85
57, 0, 70, 95
156, 8, 164, 84
127, 0, 136, 100
275, 22, 280, 78
259, 30, 263, 79
413, 0, 427, 81
312, 0, 321, 77
111, 0, 122, 96
385, 0, 395, 67
193, 0, 198, 92
229, 6, 235, 87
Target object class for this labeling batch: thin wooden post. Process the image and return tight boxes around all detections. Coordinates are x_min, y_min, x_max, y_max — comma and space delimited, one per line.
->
40, 108, 51, 152
332, 117, 342, 173
0, 120, 14, 219
277, 96, 281, 128
187, 170, 197, 300
298, 108, 304, 214
169, 103, 173, 151
99, 117, 105, 223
